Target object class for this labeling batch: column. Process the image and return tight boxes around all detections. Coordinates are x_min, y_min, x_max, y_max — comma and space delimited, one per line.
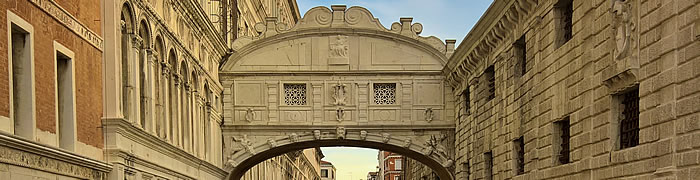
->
160, 64, 170, 141
146, 50, 157, 135
173, 75, 181, 147
130, 35, 142, 127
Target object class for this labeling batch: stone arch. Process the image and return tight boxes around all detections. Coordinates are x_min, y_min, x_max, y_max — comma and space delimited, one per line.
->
137, 18, 152, 130
137, 19, 151, 48
225, 130, 454, 180
153, 35, 165, 138
120, 2, 135, 34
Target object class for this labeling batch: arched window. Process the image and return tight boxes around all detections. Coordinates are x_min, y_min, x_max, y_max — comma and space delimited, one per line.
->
168, 49, 177, 142
138, 20, 151, 130
154, 36, 165, 138
179, 61, 190, 151
120, 3, 134, 120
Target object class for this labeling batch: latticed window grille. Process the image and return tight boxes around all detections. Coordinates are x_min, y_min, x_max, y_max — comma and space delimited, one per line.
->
515, 136, 525, 174
485, 66, 496, 101
284, 84, 307, 105
556, 117, 571, 164
620, 89, 639, 149
559, 0, 574, 44
373, 83, 396, 105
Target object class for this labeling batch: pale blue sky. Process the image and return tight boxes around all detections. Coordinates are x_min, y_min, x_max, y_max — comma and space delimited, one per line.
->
297, 0, 494, 45
304, 1, 494, 179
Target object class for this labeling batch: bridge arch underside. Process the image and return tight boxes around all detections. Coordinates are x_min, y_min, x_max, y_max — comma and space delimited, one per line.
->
225, 129, 454, 180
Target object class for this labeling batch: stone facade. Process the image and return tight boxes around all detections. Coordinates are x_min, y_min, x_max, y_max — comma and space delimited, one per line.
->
0, 0, 110, 179
241, 149, 321, 180
443, 0, 700, 180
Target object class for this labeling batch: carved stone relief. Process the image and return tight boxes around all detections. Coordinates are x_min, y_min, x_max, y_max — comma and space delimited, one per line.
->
336, 127, 346, 139
328, 35, 350, 65
336, 107, 345, 122
403, 138, 412, 148
289, 133, 299, 143
241, 135, 255, 154
424, 108, 434, 122
0, 145, 107, 179
314, 130, 322, 140
332, 84, 347, 105
360, 131, 368, 140
611, 0, 636, 60
267, 138, 277, 148
382, 133, 391, 143
244, 108, 255, 122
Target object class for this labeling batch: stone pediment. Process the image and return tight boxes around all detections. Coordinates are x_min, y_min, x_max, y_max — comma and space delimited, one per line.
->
222, 5, 453, 72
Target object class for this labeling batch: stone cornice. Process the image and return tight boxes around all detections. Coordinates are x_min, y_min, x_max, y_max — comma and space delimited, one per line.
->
102, 118, 227, 178
222, 124, 456, 131
443, 0, 538, 91
29, 0, 103, 51
0, 132, 112, 178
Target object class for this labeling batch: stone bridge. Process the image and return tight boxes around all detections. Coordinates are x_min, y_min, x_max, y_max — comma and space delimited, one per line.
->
219, 5, 458, 180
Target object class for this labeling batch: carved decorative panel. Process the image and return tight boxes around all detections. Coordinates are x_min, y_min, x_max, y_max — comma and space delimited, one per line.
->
284, 84, 307, 105
373, 83, 396, 105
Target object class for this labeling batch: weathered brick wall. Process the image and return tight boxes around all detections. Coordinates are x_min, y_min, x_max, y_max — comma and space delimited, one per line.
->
447, 0, 700, 179
0, 0, 103, 148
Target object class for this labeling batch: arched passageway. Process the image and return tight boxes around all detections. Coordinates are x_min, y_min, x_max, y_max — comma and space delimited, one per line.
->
225, 129, 454, 180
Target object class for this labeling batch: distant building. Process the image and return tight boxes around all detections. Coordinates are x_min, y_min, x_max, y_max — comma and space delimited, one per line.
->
378, 151, 404, 180
321, 160, 336, 180
367, 171, 379, 180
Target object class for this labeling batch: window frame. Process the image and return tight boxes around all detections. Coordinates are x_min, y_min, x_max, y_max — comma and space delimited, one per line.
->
281, 82, 309, 106
5, 10, 36, 139
53, 41, 77, 151
554, 117, 571, 165
370, 82, 400, 106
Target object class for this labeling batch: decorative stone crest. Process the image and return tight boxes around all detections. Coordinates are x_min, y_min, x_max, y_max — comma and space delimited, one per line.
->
382, 133, 391, 143
289, 133, 299, 143
332, 84, 347, 105
611, 0, 636, 60
336, 127, 346, 139
360, 131, 368, 140
443, 159, 454, 168
336, 107, 345, 122
245, 108, 255, 122
314, 130, 322, 140
266, 138, 278, 148
424, 108, 434, 122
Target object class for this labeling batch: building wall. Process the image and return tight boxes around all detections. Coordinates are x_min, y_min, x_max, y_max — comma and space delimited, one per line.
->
235, 0, 300, 38
101, 0, 228, 179
0, 0, 110, 179
320, 163, 336, 180
444, 0, 700, 180
242, 149, 322, 180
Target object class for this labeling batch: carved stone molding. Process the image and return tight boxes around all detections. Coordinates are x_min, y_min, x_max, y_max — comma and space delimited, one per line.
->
329, 35, 350, 65
244, 108, 255, 122
424, 108, 435, 122
336, 127, 346, 139
0, 134, 110, 180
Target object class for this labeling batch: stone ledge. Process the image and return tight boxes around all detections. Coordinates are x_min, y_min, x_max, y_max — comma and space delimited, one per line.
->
0, 132, 111, 179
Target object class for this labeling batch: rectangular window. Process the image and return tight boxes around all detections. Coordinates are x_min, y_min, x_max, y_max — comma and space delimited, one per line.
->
395, 159, 402, 170
619, 88, 639, 149
56, 47, 75, 151
484, 152, 493, 180
395, 176, 400, 180
321, 169, 328, 177
555, 117, 571, 164
9, 16, 34, 139
514, 136, 525, 174
463, 90, 470, 116
556, 0, 574, 47
485, 66, 495, 101
373, 83, 397, 105
515, 35, 527, 76
283, 83, 307, 105
462, 161, 470, 180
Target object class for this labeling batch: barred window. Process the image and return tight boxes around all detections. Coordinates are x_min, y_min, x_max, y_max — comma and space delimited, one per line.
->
485, 66, 495, 101
514, 136, 525, 174
556, 0, 573, 47
462, 161, 470, 180
463, 90, 471, 115
515, 35, 527, 76
555, 117, 570, 164
373, 83, 396, 105
284, 84, 307, 105
619, 88, 639, 149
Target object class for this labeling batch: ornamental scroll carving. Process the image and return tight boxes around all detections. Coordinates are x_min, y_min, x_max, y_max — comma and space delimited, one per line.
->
424, 108, 434, 122
332, 84, 347, 106
245, 108, 255, 122
611, 0, 637, 60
